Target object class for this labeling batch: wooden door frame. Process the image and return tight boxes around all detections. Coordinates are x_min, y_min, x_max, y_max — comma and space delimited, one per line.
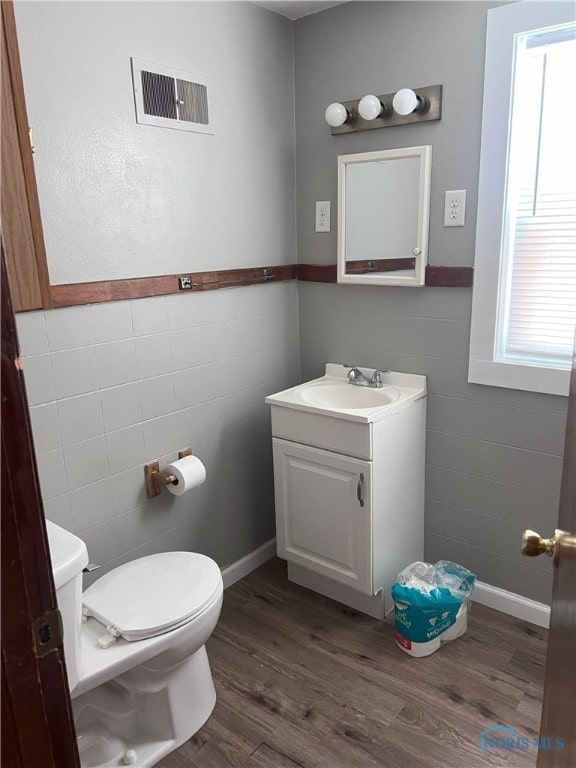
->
1, 243, 80, 767
1, 0, 53, 310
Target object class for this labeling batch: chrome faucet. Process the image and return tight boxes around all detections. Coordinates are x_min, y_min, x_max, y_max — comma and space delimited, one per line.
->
346, 367, 389, 389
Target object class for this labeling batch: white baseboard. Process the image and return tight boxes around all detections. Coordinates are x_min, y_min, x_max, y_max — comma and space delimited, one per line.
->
472, 580, 550, 628
221, 545, 551, 629
221, 538, 276, 589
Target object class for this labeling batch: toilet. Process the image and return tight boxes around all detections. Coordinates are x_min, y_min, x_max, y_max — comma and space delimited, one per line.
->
46, 521, 223, 768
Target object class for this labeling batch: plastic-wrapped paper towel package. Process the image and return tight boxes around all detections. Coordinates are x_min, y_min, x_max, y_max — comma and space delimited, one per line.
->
392, 561, 476, 658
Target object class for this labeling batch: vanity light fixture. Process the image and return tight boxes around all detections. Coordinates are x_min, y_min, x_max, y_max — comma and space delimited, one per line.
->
325, 102, 351, 127
358, 94, 389, 121
325, 84, 442, 135
392, 88, 428, 116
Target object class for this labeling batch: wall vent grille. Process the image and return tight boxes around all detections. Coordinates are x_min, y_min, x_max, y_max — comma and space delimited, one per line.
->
177, 80, 209, 124
141, 71, 177, 120
131, 58, 213, 135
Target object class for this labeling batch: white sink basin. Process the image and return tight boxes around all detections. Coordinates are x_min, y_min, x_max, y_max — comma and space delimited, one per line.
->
266, 364, 427, 423
298, 380, 401, 410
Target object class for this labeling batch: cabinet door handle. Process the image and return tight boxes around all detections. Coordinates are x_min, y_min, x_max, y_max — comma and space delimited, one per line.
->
357, 473, 365, 507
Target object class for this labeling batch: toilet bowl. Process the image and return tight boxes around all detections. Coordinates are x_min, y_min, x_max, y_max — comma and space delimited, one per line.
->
46, 521, 223, 768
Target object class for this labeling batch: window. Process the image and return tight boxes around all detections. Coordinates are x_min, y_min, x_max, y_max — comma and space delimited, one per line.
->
469, 2, 576, 396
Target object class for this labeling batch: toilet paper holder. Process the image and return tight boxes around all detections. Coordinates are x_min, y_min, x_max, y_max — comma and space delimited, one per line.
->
145, 449, 191, 498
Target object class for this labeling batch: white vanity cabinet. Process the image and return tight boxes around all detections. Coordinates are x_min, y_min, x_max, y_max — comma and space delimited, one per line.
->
266, 366, 426, 619
273, 440, 372, 594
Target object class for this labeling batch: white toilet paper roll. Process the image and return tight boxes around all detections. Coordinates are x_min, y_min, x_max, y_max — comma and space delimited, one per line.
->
165, 455, 206, 496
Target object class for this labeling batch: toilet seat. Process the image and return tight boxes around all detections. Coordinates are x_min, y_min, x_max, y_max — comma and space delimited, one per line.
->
82, 552, 222, 644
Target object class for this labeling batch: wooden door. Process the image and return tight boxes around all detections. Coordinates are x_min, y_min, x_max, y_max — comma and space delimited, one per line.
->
273, 438, 372, 593
535, 345, 576, 767
1, 243, 79, 766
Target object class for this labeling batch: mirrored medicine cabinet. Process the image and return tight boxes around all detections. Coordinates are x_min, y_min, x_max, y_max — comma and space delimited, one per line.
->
337, 145, 432, 287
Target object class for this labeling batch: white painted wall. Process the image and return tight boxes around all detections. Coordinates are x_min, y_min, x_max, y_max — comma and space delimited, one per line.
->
15, 1, 296, 285
14, 1, 299, 578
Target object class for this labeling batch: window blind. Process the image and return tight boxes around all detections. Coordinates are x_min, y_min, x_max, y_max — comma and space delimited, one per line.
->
498, 25, 576, 368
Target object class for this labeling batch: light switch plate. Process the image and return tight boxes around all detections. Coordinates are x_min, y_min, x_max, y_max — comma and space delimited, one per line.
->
315, 201, 331, 232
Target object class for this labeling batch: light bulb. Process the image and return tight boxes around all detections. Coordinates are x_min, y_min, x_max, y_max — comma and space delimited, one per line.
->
392, 88, 420, 116
325, 102, 349, 128
358, 94, 385, 121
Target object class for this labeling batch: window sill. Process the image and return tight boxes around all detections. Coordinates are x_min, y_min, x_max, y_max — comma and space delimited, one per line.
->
468, 359, 570, 397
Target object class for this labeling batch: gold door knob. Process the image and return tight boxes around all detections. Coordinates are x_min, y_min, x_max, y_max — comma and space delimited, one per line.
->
522, 529, 576, 563
522, 530, 557, 558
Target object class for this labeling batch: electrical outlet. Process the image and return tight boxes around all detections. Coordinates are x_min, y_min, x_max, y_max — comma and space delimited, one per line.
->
315, 201, 331, 232
444, 190, 466, 227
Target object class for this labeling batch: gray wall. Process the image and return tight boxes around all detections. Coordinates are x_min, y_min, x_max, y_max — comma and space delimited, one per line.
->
294, 1, 567, 603
15, 1, 296, 284
295, 0, 499, 267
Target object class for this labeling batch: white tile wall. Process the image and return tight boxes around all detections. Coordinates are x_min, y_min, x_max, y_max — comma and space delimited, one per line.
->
70, 479, 114, 532
142, 411, 183, 458
105, 424, 145, 474
131, 296, 168, 337
29, 402, 60, 453
166, 293, 201, 331
91, 301, 133, 343
57, 392, 104, 445
43, 494, 73, 530
18, 283, 300, 582
135, 333, 172, 379
139, 374, 175, 420
52, 347, 98, 399
100, 382, 142, 431
16, 311, 49, 355
23, 355, 54, 405
37, 449, 68, 500
95, 339, 138, 388
63, 436, 109, 490
45, 306, 93, 351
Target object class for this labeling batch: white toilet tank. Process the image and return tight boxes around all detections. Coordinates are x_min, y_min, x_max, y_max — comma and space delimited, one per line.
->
46, 521, 88, 692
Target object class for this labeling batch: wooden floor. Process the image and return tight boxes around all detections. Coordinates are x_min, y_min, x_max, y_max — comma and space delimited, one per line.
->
158, 559, 547, 768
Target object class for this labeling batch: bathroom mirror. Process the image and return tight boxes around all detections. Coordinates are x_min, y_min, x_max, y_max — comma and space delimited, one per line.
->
337, 145, 431, 286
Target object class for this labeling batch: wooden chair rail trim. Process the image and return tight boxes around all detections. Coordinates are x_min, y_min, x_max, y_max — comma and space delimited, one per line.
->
50, 265, 298, 307
46, 263, 473, 310
424, 265, 474, 287
298, 264, 474, 287
298, 264, 474, 288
